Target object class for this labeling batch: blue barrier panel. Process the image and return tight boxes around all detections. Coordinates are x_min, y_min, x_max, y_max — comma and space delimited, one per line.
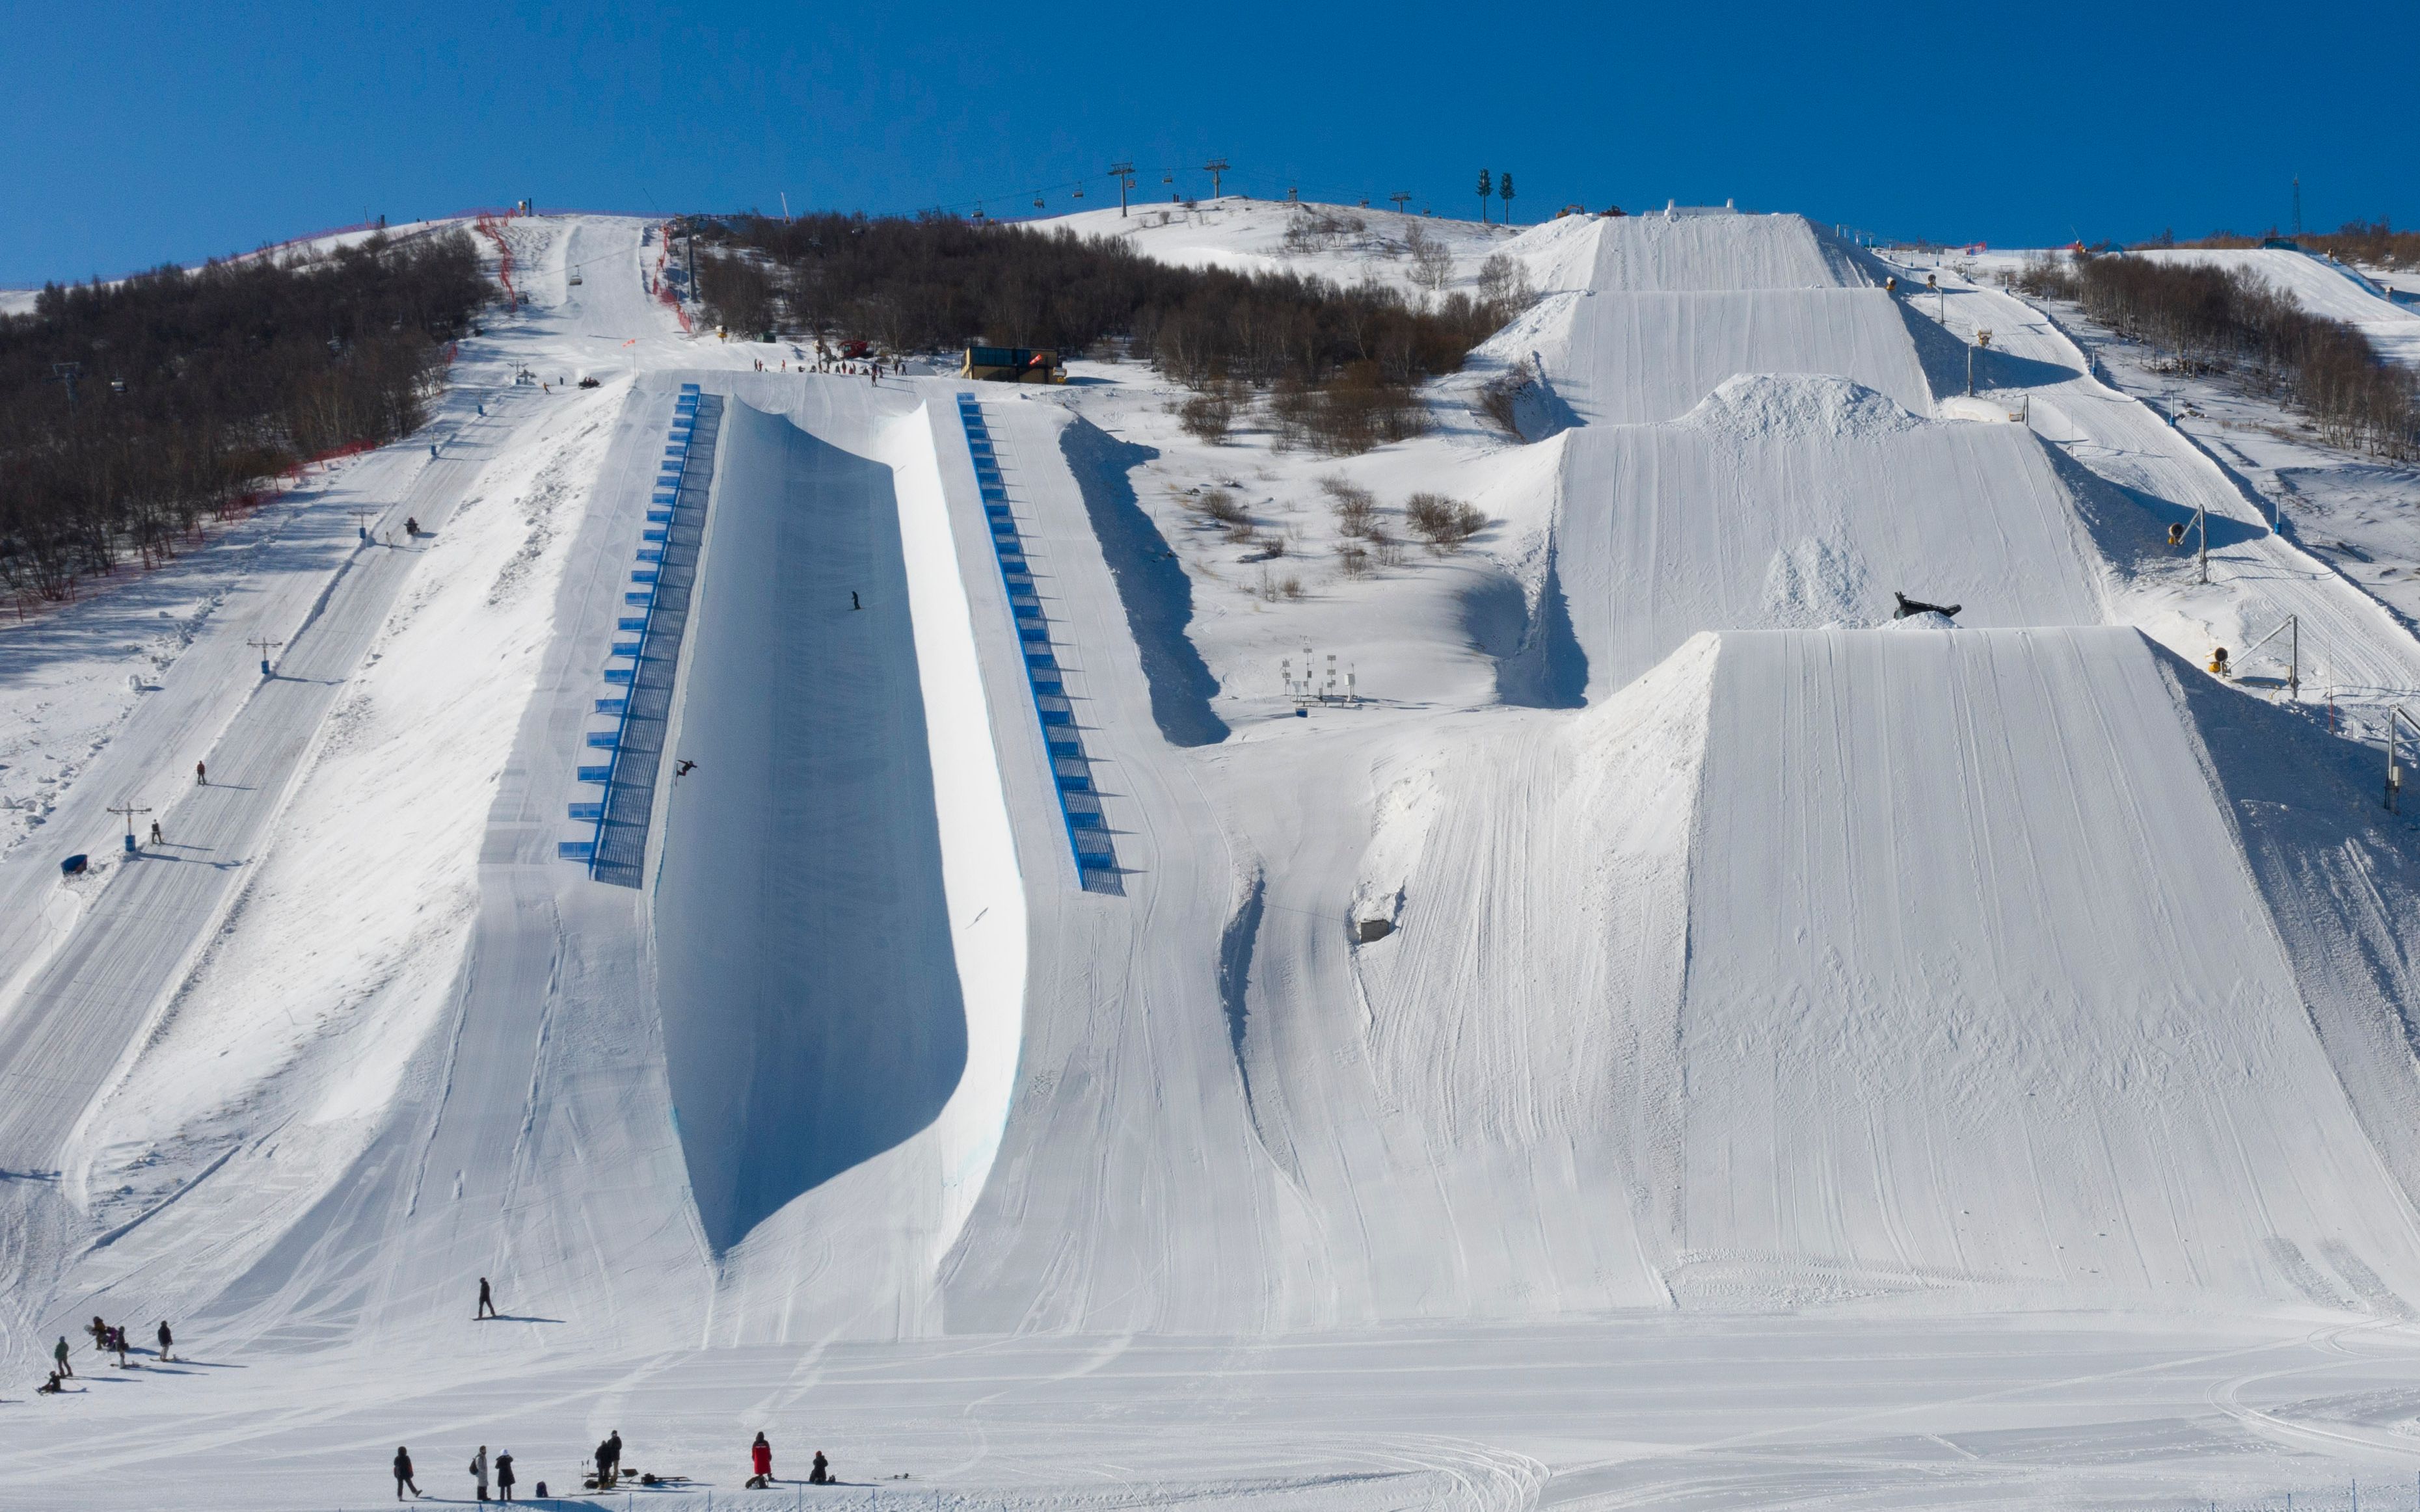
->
956, 394, 1116, 893
586, 731, 619, 749
619, 617, 650, 631
569, 802, 605, 820
577, 764, 613, 782
558, 840, 597, 860
611, 642, 642, 657
582, 391, 722, 885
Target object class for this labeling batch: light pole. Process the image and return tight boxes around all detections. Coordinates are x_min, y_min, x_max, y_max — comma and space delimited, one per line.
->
249, 636, 284, 678
2387, 706, 2418, 812
108, 801, 151, 855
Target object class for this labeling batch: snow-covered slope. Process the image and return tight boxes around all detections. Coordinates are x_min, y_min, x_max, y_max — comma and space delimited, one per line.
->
2141, 246, 2420, 365
10, 203, 2420, 1512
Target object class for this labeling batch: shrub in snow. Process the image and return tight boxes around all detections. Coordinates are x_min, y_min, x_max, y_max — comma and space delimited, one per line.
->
1320, 476, 1378, 537
1179, 390, 1237, 444
1406, 493, 1486, 551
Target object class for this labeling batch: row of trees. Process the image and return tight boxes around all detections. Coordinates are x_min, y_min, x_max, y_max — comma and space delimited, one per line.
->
2172, 219, 2420, 269
0, 231, 490, 602
2016, 250, 2416, 458
693, 213, 1529, 453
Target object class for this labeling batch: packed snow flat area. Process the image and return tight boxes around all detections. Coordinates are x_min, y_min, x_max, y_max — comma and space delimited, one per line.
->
7, 207, 2420, 1511
20, 1314, 2420, 1512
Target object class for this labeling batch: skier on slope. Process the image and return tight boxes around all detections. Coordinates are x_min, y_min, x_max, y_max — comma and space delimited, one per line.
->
394, 1446, 421, 1499
477, 1277, 498, 1319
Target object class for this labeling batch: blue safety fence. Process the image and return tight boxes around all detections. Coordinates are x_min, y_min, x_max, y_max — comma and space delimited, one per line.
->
561, 383, 719, 881
956, 394, 1121, 895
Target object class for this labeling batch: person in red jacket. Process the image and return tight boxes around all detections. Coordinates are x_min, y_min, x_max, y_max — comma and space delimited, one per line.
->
747, 1432, 773, 1488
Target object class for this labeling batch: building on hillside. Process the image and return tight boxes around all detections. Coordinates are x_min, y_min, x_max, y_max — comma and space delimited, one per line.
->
960, 346, 1064, 384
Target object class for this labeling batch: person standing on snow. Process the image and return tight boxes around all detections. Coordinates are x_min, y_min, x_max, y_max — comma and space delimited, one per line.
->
495, 1452, 516, 1502
470, 1445, 489, 1502
52, 1337, 72, 1378
748, 1432, 773, 1487
155, 1320, 172, 1362
394, 1446, 421, 1499
477, 1277, 498, 1320
195, 761, 207, 786
598, 1430, 623, 1487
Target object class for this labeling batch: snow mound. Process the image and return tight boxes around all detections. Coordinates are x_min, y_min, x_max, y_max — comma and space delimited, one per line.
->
1677, 373, 1927, 444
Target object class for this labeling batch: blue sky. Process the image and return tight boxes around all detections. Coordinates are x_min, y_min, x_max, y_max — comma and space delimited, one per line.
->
6, 0, 2417, 285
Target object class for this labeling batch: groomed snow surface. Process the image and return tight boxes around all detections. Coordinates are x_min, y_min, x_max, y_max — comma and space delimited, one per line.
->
4, 205, 2420, 1512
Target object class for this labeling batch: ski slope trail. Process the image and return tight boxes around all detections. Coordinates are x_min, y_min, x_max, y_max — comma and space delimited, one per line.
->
0, 398, 533, 1359
2140, 246, 2420, 366
1906, 265, 2420, 713
0, 214, 688, 1366
1546, 213, 1931, 426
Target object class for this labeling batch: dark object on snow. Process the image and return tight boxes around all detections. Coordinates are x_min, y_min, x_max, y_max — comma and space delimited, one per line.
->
533, 1485, 546, 1500
675, 759, 695, 776
1893, 591, 1962, 620
810, 1452, 831, 1483
395, 1448, 420, 1498
477, 1277, 496, 1319
60, 855, 87, 877
851, 590, 862, 611
1357, 919, 1395, 944
578, 376, 600, 388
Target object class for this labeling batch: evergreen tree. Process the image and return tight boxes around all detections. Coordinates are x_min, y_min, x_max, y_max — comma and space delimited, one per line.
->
1476, 170, 1493, 224
1499, 172, 1516, 225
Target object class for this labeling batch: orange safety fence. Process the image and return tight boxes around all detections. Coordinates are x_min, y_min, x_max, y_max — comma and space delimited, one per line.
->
475, 215, 518, 308
652, 220, 693, 333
